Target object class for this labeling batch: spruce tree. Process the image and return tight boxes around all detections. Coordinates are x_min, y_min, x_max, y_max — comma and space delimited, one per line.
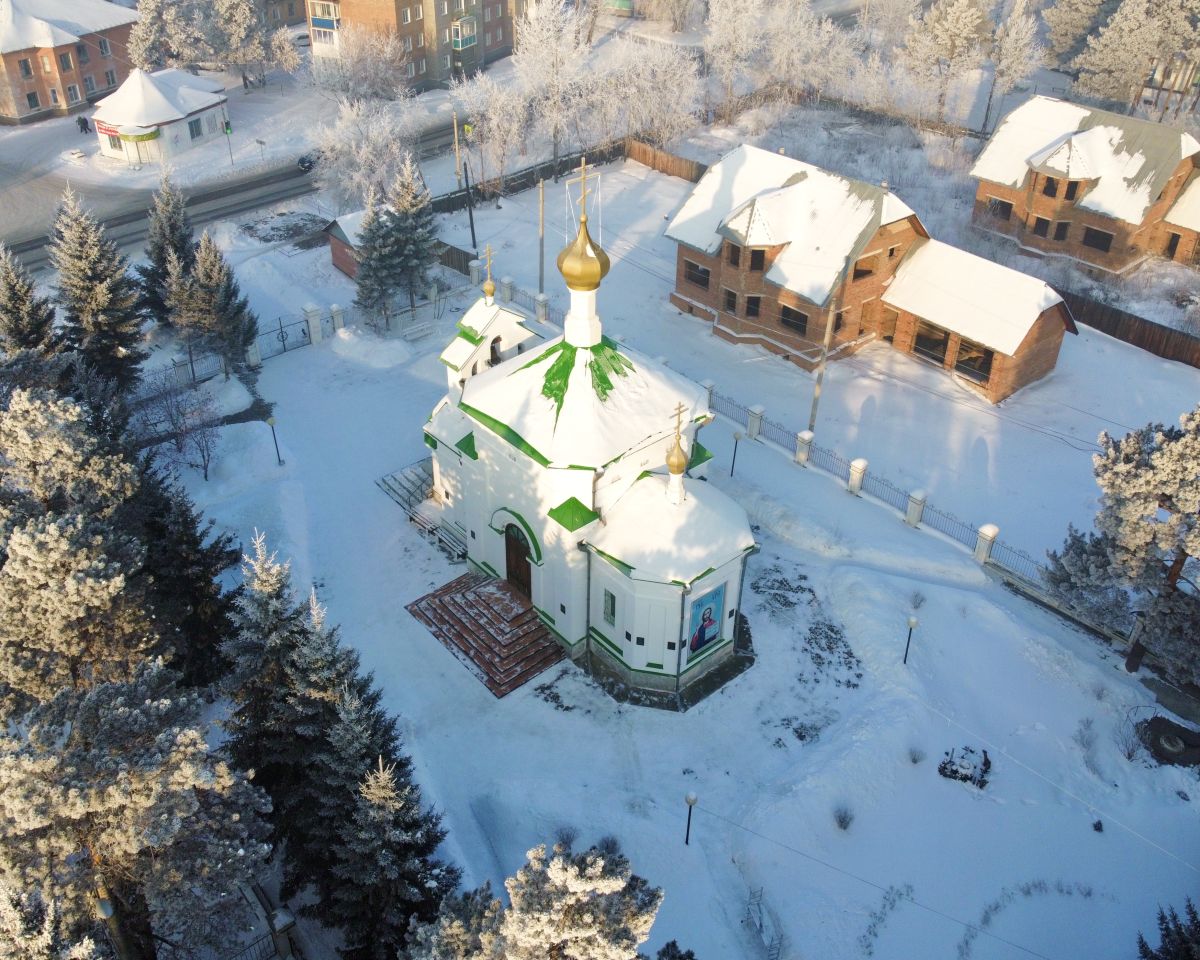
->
0, 247, 56, 357
0, 884, 101, 960
655, 942, 697, 960
1072, 0, 1163, 109
328, 758, 458, 960
898, 0, 990, 120
1138, 900, 1200, 959
390, 155, 440, 316
403, 884, 504, 960
48, 191, 145, 393
172, 233, 257, 379
1041, 0, 1114, 65
353, 191, 405, 331
137, 175, 195, 326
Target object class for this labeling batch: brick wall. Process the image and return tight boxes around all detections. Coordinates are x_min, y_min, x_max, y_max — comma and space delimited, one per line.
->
330, 235, 358, 279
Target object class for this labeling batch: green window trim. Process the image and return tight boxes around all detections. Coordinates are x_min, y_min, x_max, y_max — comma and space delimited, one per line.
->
460, 402, 550, 466
440, 356, 463, 371
488, 507, 543, 564
455, 432, 478, 460
423, 432, 438, 450
548, 496, 599, 531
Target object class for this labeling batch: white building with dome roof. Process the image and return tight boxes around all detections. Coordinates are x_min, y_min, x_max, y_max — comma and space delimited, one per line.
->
422, 171, 757, 695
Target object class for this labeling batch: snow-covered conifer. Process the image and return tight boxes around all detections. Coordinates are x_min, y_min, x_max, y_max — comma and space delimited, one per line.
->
1138, 899, 1200, 959
191, 233, 258, 378
1044, 524, 1134, 628
389, 156, 439, 316
211, 0, 268, 69
1041, 0, 1114, 65
655, 942, 697, 960
354, 192, 405, 330
501, 840, 662, 960
48, 191, 145, 393
137, 175, 195, 326
0, 885, 101, 960
704, 0, 765, 114
403, 884, 504, 960
898, 0, 990, 120
986, 0, 1044, 128
1072, 0, 1163, 109
0, 247, 56, 357
127, 0, 173, 68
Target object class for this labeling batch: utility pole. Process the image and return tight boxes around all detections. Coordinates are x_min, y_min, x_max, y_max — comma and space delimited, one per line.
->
452, 110, 462, 189
463, 160, 478, 254
807, 267, 848, 433
538, 179, 545, 294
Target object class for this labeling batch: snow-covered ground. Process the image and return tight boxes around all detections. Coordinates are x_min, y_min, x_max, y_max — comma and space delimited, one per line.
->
166, 155, 1200, 958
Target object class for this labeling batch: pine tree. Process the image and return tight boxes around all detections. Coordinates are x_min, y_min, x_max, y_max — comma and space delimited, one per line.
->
1137, 900, 1200, 959
986, 0, 1044, 128
0, 884, 101, 960
403, 884, 504, 960
137, 175, 195, 326
127, 0, 172, 68
168, 233, 257, 379
48, 191, 145, 393
353, 191, 405, 331
501, 840, 663, 960
328, 758, 458, 960
1041, 0, 1114, 65
0, 247, 56, 357
898, 0, 990, 120
389, 156, 439, 317
1072, 0, 1163, 109
1044, 524, 1134, 628
0, 661, 272, 954
655, 942, 697, 960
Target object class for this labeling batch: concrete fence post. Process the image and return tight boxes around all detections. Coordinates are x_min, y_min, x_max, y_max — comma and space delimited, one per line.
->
499, 276, 514, 302
330, 304, 345, 331
699, 378, 716, 407
746, 404, 765, 440
303, 305, 323, 345
848, 457, 868, 495
535, 292, 549, 323
246, 338, 262, 369
795, 429, 814, 466
974, 524, 1000, 564
905, 489, 927, 527
429, 282, 439, 305
469, 259, 482, 285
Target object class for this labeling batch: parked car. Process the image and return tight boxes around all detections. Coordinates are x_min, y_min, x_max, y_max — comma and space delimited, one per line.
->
298, 153, 317, 173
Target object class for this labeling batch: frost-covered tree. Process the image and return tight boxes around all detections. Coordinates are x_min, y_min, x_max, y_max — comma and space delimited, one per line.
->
644, 0, 697, 31
1138, 900, 1200, 959
513, 0, 590, 175
354, 192, 405, 331
403, 884, 504, 960
501, 840, 663, 960
1072, 0, 1164, 110
654, 942, 697, 960
137, 175, 195, 326
765, 2, 863, 105
1041, 0, 1114, 65
704, 0, 765, 114
48, 191, 145, 393
624, 41, 703, 148
985, 0, 1044, 128
0, 248, 56, 357
389, 155, 439, 317
312, 24, 412, 101
898, 0, 990, 120
327, 758, 458, 960
451, 71, 528, 195
0, 885, 101, 960
861, 0, 920, 55
127, 0, 206, 68
0, 661, 272, 954
1044, 524, 1135, 628
317, 99, 420, 210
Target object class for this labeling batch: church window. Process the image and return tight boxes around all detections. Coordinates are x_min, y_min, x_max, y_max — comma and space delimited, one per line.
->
667, 641, 676, 650
624, 631, 631, 641
749, 249, 765, 271
683, 259, 710, 290
603, 590, 616, 625
636, 636, 645, 646
559, 603, 566, 614
723, 289, 737, 313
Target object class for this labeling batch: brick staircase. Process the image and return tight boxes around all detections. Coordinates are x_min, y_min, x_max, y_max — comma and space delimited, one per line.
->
406, 572, 565, 697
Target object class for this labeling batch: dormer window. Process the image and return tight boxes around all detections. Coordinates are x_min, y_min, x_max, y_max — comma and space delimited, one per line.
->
1042, 177, 1059, 198
1065, 181, 1079, 201
749, 249, 765, 271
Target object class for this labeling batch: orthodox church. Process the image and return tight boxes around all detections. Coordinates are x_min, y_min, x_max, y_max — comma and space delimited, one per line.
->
422, 166, 757, 695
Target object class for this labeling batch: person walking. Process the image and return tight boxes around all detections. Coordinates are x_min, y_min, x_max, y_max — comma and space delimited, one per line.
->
76, 115, 91, 134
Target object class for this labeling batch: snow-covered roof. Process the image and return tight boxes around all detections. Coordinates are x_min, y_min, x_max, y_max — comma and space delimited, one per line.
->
439, 297, 548, 372
1165, 171, 1200, 232
458, 335, 708, 469
971, 96, 1200, 225
93, 68, 225, 128
589, 475, 755, 583
881, 239, 1070, 356
666, 143, 920, 307
0, 0, 138, 54
328, 209, 372, 249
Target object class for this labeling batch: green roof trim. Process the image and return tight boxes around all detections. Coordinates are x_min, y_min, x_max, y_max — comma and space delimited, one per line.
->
548, 497, 599, 532
588, 339, 635, 401
591, 546, 634, 577
439, 356, 463, 371
455, 432, 478, 460
688, 439, 713, 470
460, 402, 550, 466
423, 432, 438, 450
456, 323, 484, 345
690, 566, 717, 584
589, 627, 624, 661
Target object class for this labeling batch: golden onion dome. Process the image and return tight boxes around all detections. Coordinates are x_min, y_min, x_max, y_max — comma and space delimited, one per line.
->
556, 214, 611, 292
666, 432, 687, 476
482, 276, 496, 300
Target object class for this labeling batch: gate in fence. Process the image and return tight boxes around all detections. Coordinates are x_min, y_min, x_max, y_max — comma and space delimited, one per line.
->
257, 317, 311, 360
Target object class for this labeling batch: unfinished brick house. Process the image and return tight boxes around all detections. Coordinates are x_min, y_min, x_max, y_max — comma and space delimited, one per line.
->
324, 209, 372, 279
971, 96, 1200, 273
667, 144, 1076, 404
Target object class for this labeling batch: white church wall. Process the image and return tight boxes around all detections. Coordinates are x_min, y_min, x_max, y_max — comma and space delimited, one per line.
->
587, 561, 684, 676
680, 554, 748, 680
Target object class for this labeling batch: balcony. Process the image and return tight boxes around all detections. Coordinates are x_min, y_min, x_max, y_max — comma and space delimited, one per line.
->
451, 15, 477, 50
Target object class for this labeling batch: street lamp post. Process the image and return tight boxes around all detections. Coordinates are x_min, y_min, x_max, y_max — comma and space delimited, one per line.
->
730, 431, 744, 477
903, 615, 918, 665
684, 792, 698, 845
267, 417, 283, 466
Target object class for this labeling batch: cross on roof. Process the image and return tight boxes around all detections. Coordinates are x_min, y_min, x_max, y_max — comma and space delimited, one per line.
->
672, 402, 687, 437
483, 243, 493, 282
578, 156, 590, 217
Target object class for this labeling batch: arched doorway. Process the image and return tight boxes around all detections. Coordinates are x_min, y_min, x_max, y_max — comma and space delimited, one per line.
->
504, 524, 532, 597
490, 336, 502, 366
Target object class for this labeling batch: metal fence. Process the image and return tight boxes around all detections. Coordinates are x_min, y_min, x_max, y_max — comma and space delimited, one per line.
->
758, 415, 796, 452
921, 503, 978, 550
862, 471, 910, 514
135, 351, 225, 403
710, 390, 751, 425
257, 316, 312, 360
808, 443, 852, 483
990, 538, 1047, 585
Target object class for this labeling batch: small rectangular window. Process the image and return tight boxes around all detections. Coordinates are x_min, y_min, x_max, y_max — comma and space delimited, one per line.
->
603, 590, 616, 626
746, 295, 761, 318
416, 4, 423, 17
418, 57, 426, 72
99, 38, 111, 57
41, 55, 52, 73
780, 304, 808, 336
667, 641, 676, 651
402, 6, 411, 21
66, 85, 80, 104
104, 69, 117, 87
1081, 227, 1113, 253
834, 310, 844, 332
635, 636, 645, 646
1032, 217, 1050, 238
1042, 176, 1058, 198
18, 58, 32, 78
683, 260, 710, 290
749, 249, 765, 271
77, 43, 90, 64
1065, 181, 1078, 201
484, 6, 492, 20
987, 197, 1013, 221
1166, 232, 1181, 258
188, 117, 203, 139
727, 244, 740, 267
442, 53, 451, 68
417, 33, 425, 47
59, 52, 73, 72
723, 289, 737, 313
495, 24, 502, 39
83, 75, 96, 94
406, 62, 416, 77
1053, 221, 1069, 241
107, 134, 121, 150
888, 246, 897, 258
25, 91, 39, 110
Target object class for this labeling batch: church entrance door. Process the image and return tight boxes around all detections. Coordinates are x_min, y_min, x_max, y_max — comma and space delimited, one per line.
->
504, 524, 532, 598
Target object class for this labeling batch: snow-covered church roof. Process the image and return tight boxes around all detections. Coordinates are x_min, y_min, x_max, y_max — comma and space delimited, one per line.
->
459, 334, 708, 469
666, 144, 921, 307
93, 68, 225, 128
971, 96, 1200, 225
0, 0, 138, 54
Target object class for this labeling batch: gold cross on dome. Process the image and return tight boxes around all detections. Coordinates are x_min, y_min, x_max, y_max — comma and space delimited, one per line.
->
672, 402, 686, 437
483, 243, 493, 282
578, 156, 590, 217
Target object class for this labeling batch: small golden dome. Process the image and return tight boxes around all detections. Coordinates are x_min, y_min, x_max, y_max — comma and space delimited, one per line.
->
556, 214, 611, 292
666, 432, 687, 475
482, 276, 496, 299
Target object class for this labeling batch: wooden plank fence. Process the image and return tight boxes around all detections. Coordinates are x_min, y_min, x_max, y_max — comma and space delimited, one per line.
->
1060, 290, 1200, 369
625, 140, 708, 183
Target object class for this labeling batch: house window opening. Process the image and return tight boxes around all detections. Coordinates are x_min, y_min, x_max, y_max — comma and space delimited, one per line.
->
954, 338, 994, 384
912, 319, 949, 365
749, 249, 765, 271
852, 256, 875, 280
1032, 217, 1050, 238
986, 197, 1013, 221
1053, 221, 1069, 241
1081, 227, 1113, 253
746, 295, 761, 318
727, 244, 740, 267
723, 289, 737, 314
1166, 232, 1181, 259
1042, 177, 1058, 198
683, 260, 710, 290
779, 304, 808, 337
1065, 181, 1079, 201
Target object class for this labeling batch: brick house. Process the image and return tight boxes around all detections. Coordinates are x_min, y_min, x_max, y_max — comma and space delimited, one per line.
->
324, 208, 373, 279
0, 0, 137, 124
971, 96, 1200, 273
667, 144, 1076, 404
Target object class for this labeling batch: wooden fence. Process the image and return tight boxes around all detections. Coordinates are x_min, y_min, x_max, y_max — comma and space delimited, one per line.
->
1060, 290, 1200, 369
437, 241, 474, 276
625, 140, 708, 183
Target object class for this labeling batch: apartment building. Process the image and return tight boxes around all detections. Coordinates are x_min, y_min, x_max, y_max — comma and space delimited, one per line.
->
308, 0, 524, 90
0, 0, 137, 124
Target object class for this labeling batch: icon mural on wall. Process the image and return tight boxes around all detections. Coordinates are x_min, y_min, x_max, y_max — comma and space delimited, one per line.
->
686, 583, 725, 663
